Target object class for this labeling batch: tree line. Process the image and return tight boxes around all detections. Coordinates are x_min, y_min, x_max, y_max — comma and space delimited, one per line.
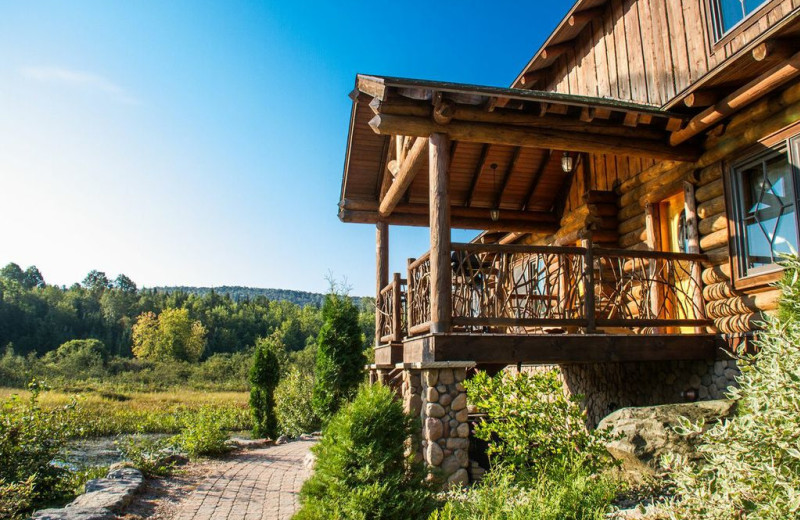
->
0, 262, 374, 361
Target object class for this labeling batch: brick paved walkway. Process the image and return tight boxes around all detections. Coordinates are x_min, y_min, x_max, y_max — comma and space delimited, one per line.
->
173, 439, 316, 520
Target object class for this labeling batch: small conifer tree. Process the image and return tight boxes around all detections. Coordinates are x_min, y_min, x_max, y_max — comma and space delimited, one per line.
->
249, 336, 282, 439
311, 289, 366, 424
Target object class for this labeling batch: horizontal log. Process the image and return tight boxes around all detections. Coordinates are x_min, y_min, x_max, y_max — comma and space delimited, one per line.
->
339, 209, 559, 233
697, 162, 723, 186
584, 190, 618, 204
703, 281, 737, 301
714, 312, 771, 334
684, 90, 719, 108
701, 245, 729, 266
752, 39, 797, 63
702, 263, 731, 285
590, 229, 620, 244
619, 226, 647, 249
619, 165, 692, 208
700, 228, 729, 252
368, 114, 702, 162
719, 79, 800, 138
341, 199, 558, 223
569, 6, 606, 26
698, 212, 728, 235
618, 212, 646, 235
617, 160, 682, 195
696, 178, 724, 203
705, 291, 780, 318
697, 195, 726, 220
619, 201, 646, 223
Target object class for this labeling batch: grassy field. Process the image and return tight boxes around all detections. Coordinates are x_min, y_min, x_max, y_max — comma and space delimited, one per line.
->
0, 387, 251, 437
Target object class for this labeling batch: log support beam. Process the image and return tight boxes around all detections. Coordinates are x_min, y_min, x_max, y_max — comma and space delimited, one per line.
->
429, 133, 452, 334
375, 222, 389, 346
379, 137, 428, 217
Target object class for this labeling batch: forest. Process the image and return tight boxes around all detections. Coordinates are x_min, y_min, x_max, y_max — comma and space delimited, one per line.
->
0, 261, 374, 389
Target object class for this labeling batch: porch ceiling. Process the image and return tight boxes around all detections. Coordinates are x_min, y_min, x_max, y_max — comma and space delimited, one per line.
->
339, 74, 699, 233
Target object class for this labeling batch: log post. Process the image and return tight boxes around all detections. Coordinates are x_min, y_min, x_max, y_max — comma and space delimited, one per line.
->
407, 258, 415, 331
392, 272, 402, 342
581, 238, 596, 333
645, 203, 665, 332
684, 182, 707, 333
376, 222, 389, 346
429, 133, 452, 334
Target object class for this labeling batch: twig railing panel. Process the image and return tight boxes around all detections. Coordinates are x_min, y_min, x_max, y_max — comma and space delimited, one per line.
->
394, 244, 711, 338
407, 253, 432, 335
376, 273, 407, 344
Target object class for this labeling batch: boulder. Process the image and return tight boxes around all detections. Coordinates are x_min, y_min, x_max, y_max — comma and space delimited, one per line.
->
598, 400, 735, 483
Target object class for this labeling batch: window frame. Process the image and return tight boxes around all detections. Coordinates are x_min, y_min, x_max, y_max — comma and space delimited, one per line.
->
707, 0, 780, 46
727, 131, 800, 291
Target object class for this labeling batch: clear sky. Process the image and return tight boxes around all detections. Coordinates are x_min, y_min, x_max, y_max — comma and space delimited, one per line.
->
0, 1, 570, 296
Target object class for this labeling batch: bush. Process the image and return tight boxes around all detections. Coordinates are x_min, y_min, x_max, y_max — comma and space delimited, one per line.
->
466, 369, 614, 475
116, 434, 176, 477
275, 366, 318, 437
0, 380, 78, 516
430, 463, 621, 520
249, 337, 282, 439
311, 291, 366, 424
174, 407, 231, 459
661, 255, 800, 519
295, 383, 435, 520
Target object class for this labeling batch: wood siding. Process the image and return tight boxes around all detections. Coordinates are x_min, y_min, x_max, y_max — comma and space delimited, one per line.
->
541, 0, 799, 106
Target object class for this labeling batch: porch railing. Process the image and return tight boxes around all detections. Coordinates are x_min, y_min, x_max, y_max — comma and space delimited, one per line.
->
376, 243, 710, 344
376, 273, 407, 343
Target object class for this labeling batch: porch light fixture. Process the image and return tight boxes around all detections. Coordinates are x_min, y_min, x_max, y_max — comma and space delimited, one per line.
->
561, 152, 574, 173
490, 163, 500, 221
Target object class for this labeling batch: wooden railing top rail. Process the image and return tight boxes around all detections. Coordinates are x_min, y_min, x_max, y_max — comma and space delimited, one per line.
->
408, 251, 431, 270
449, 243, 708, 262
592, 247, 708, 262
379, 278, 407, 296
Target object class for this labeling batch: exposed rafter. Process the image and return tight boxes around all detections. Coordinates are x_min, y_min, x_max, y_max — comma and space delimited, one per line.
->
465, 144, 491, 207
378, 137, 427, 217
522, 150, 555, 211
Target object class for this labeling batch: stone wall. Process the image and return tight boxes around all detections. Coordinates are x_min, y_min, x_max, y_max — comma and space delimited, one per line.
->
518, 359, 740, 427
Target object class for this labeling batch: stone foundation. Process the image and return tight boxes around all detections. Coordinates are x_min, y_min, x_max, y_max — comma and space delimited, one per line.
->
517, 359, 741, 427
398, 363, 474, 488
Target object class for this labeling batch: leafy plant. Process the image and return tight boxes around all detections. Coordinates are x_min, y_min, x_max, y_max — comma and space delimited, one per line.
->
116, 434, 176, 477
429, 462, 621, 520
174, 406, 231, 459
465, 369, 614, 475
296, 383, 435, 520
249, 336, 282, 439
311, 290, 366, 424
275, 366, 318, 437
660, 255, 800, 519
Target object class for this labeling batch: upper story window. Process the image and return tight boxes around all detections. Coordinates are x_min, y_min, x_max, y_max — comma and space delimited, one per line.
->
710, 0, 770, 40
729, 135, 800, 286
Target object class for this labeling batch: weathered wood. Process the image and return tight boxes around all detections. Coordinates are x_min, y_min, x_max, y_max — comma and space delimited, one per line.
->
684, 181, 707, 331
697, 162, 723, 186
569, 6, 606, 26
495, 146, 523, 208
696, 178, 724, 203
684, 90, 719, 108
703, 281, 737, 301
701, 245, 729, 266
698, 212, 728, 235
520, 71, 546, 88
379, 137, 428, 217
433, 99, 455, 125
429, 133, 452, 334
619, 213, 646, 235
339, 209, 559, 233
697, 195, 726, 220
620, 226, 647, 249
465, 144, 490, 207
706, 291, 781, 318
368, 114, 701, 162
700, 228, 729, 251
671, 51, 800, 145
702, 263, 732, 285
752, 39, 797, 62
341, 199, 557, 223
403, 333, 722, 364
522, 150, 554, 211
375, 222, 389, 346
392, 272, 402, 341
617, 160, 681, 195
542, 42, 574, 60
714, 312, 771, 334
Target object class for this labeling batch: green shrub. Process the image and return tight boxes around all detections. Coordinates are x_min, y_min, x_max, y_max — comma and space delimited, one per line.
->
249, 336, 282, 439
661, 255, 800, 519
0, 380, 78, 516
430, 463, 621, 520
174, 407, 231, 459
116, 434, 176, 477
0, 477, 35, 520
275, 366, 318, 437
295, 383, 435, 520
311, 291, 366, 424
466, 369, 614, 475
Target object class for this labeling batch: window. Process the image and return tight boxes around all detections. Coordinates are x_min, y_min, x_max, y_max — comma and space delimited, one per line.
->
730, 136, 800, 285
710, 0, 769, 40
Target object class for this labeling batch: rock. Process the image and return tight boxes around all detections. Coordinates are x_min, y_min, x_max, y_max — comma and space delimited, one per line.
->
426, 441, 444, 466
304, 451, 316, 470
425, 417, 444, 441
598, 400, 736, 483
446, 437, 469, 450
441, 455, 461, 475
32, 507, 116, 520
407, 394, 422, 416
454, 369, 466, 382
438, 369, 455, 385
714, 362, 725, 376
439, 393, 452, 407
454, 448, 469, 467
689, 374, 702, 387
436, 384, 447, 393
456, 423, 470, 438
425, 387, 439, 402
446, 468, 469, 488
455, 409, 469, 422
159, 453, 190, 466
455, 382, 466, 392
424, 370, 438, 387
723, 368, 739, 380
451, 393, 467, 411
228, 438, 270, 450
276, 435, 289, 445
426, 402, 446, 418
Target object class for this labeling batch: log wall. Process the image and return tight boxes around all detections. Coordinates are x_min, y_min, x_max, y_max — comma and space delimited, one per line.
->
541, 0, 799, 106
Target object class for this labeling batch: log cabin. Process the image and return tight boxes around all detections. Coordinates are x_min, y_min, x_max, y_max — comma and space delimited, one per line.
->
338, 0, 800, 484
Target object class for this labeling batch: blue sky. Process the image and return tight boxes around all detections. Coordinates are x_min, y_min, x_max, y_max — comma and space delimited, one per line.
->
0, 1, 570, 296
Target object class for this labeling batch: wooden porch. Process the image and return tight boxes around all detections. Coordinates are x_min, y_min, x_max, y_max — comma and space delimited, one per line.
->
374, 242, 721, 365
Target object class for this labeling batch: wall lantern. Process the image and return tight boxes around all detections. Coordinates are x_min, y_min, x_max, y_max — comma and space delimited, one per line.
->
490, 163, 500, 221
561, 152, 575, 173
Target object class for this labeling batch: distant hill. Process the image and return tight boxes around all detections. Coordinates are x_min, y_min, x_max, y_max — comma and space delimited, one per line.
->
152, 286, 365, 308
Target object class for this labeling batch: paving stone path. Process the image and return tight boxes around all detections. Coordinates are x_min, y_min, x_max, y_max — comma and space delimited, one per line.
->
173, 439, 316, 520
